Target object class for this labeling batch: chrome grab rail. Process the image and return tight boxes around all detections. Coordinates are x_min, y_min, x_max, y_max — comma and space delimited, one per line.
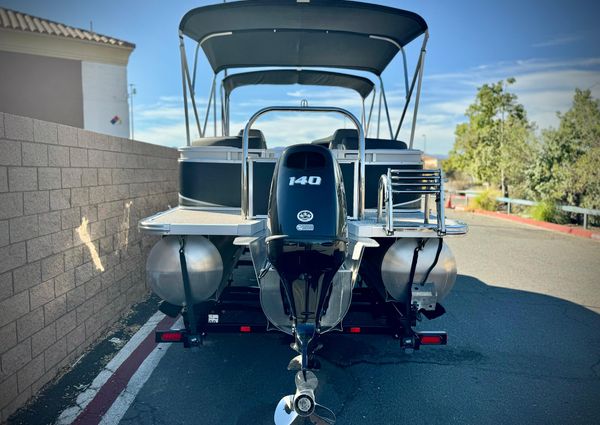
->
377, 168, 446, 235
241, 106, 365, 219
377, 172, 394, 234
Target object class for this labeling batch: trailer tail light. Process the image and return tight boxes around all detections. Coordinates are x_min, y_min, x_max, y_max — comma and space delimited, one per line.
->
240, 326, 252, 333
156, 331, 184, 342
420, 335, 442, 344
417, 332, 447, 345
349, 327, 361, 333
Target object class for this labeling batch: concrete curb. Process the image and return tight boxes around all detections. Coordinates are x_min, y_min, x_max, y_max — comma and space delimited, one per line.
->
472, 209, 600, 241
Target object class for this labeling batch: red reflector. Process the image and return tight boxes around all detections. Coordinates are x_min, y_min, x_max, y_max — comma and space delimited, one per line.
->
160, 332, 183, 342
349, 327, 361, 333
420, 335, 442, 344
240, 326, 252, 333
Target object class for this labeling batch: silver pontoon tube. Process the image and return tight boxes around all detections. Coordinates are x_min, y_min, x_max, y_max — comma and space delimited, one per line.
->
240, 106, 365, 220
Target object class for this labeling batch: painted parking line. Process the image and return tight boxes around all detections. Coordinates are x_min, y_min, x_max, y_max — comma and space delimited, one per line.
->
56, 311, 178, 425
99, 317, 183, 425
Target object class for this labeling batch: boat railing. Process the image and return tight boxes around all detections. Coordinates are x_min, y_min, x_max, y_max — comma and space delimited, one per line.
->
377, 168, 447, 236
241, 106, 365, 220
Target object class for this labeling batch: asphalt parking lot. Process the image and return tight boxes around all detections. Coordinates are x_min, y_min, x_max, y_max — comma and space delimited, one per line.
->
118, 212, 600, 425
10, 211, 600, 425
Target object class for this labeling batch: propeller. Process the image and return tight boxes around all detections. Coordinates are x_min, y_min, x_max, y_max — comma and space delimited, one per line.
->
274, 395, 336, 425
274, 371, 336, 425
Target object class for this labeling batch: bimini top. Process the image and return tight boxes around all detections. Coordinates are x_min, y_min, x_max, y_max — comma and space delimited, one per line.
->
180, 0, 427, 75
223, 69, 375, 99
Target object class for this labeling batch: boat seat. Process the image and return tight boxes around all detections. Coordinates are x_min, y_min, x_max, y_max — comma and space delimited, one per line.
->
312, 129, 407, 150
191, 129, 267, 149
329, 129, 407, 150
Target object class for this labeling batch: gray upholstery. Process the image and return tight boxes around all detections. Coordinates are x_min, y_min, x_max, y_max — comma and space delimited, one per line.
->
191, 129, 267, 149
312, 129, 407, 150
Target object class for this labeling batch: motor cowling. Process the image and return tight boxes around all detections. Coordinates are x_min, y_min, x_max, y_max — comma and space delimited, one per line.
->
268, 144, 346, 242
266, 144, 347, 324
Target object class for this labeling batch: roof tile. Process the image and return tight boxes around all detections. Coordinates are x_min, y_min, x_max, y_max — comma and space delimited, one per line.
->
8, 10, 18, 28
32, 17, 44, 33
0, 6, 135, 49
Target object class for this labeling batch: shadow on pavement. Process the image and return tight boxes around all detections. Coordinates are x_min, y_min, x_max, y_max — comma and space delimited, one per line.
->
119, 275, 600, 425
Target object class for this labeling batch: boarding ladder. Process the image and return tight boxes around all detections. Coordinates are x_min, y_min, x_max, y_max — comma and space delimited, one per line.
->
377, 168, 446, 236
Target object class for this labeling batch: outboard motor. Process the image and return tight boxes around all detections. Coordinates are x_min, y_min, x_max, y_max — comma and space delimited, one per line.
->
267, 145, 347, 332
268, 144, 347, 423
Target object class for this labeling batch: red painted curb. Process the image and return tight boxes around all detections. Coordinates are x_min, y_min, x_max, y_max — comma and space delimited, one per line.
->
472, 209, 599, 240
72, 314, 177, 425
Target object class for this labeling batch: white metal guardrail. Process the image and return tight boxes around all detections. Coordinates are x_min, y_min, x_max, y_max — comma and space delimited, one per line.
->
448, 190, 600, 229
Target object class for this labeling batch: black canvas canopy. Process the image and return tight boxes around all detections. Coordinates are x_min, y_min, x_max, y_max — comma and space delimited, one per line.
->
222, 69, 375, 99
180, 0, 427, 75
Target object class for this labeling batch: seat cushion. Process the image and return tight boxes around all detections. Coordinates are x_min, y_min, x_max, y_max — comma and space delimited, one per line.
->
191, 129, 267, 149
329, 129, 407, 150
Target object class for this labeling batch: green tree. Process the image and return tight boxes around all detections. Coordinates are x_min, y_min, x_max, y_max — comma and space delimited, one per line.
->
444, 78, 534, 196
526, 89, 600, 210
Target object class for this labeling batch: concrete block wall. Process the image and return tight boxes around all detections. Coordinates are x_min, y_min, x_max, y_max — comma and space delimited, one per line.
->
0, 112, 179, 421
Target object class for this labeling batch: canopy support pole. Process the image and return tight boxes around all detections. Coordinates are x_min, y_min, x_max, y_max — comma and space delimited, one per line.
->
378, 76, 394, 140
409, 31, 429, 149
221, 69, 228, 136
366, 86, 376, 137
180, 36, 191, 146
191, 43, 201, 93
400, 46, 410, 100
226, 94, 230, 136
376, 84, 382, 138
202, 74, 217, 137
361, 99, 366, 130
393, 32, 429, 142
220, 81, 225, 136
213, 74, 218, 136
179, 33, 203, 142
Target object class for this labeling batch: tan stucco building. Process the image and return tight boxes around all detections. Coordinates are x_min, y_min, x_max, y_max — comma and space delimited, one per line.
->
0, 7, 135, 138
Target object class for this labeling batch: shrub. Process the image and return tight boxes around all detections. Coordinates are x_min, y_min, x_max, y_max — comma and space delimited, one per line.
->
471, 189, 499, 211
529, 200, 568, 224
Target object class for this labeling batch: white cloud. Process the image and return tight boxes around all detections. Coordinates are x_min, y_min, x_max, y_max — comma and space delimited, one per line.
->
425, 99, 472, 116
413, 57, 600, 153
532, 35, 582, 48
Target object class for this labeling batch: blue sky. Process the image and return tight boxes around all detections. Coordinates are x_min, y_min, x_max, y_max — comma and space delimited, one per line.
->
2, 0, 600, 154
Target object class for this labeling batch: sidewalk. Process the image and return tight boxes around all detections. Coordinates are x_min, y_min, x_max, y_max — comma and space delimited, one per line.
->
469, 209, 600, 241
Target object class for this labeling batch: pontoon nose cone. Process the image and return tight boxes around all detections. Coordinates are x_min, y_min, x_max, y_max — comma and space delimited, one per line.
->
275, 395, 336, 425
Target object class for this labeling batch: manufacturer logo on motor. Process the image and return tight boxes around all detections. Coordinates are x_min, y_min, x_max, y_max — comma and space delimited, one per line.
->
297, 210, 314, 222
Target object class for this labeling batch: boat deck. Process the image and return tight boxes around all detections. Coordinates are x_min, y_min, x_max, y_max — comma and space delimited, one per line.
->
138, 207, 265, 236
138, 207, 467, 237
349, 211, 467, 238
